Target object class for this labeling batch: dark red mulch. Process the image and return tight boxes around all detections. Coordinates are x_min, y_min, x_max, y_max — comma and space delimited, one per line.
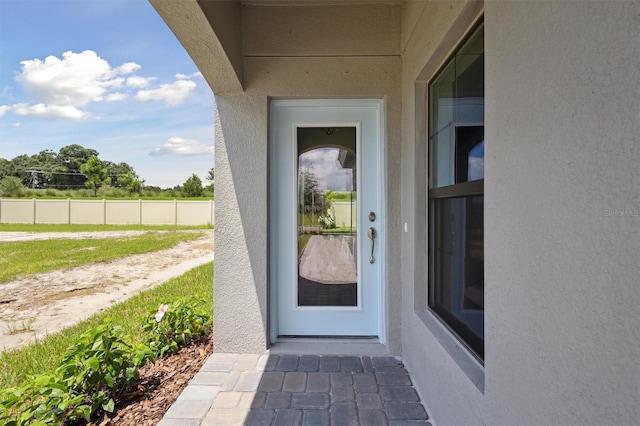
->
90, 334, 213, 426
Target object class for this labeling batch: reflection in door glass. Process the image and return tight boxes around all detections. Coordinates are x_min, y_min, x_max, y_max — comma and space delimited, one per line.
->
297, 127, 357, 306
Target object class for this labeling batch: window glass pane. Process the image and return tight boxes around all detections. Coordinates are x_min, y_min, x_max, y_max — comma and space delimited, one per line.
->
429, 24, 484, 188
467, 140, 484, 181
427, 21, 484, 361
431, 195, 484, 358
297, 128, 358, 307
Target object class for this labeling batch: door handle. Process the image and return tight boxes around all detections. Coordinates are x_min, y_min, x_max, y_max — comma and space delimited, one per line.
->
367, 227, 376, 264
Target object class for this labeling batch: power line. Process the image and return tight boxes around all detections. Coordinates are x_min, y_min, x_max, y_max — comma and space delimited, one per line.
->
0, 168, 135, 177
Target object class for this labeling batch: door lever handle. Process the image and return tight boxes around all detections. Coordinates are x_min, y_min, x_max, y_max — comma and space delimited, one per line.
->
367, 227, 376, 264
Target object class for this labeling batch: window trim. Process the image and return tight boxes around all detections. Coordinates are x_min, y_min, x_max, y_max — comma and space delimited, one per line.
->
429, 180, 483, 199
413, 1, 485, 392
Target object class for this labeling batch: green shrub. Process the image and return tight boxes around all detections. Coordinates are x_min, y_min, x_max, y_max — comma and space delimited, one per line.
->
0, 372, 88, 425
57, 320, 153, 414
0, 320, 153, 425
0, 176, 25, 198
143, 298, 211, 357
318, 213, 336, 229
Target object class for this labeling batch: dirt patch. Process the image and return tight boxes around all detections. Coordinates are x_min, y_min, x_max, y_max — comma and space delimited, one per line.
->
91, 334, 213, 426
0, 230, 214, 353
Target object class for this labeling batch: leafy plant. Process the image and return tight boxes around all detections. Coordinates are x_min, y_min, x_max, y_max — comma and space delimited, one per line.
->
0, 320, 153, 425
0, 373, 87, 425
57, 319, 154, 415
144, 298, 211, 357
318, 213, 336, 229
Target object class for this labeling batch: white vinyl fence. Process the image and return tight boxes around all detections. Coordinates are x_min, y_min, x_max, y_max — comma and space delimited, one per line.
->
0, 199, 214, 226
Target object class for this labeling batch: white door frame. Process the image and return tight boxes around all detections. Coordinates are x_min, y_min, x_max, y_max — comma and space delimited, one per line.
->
269, 99, 386, 344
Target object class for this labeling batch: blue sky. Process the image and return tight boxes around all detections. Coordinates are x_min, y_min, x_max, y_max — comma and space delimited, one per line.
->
0, 0, 214, 188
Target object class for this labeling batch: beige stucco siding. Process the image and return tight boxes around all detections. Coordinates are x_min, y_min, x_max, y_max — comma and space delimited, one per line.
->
243, 4, 400, 57
401, 1, 640, 425
213, 3, 403, 353
214, 98, 269, 352
400, 2, 486, 425
152, 1, 639, 423
484, 2, 639, 424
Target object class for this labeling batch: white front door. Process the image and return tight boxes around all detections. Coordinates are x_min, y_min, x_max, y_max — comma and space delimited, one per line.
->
270, 99, 384, 341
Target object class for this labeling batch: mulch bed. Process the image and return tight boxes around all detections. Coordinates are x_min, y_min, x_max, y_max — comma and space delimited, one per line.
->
90, 334, 213, 426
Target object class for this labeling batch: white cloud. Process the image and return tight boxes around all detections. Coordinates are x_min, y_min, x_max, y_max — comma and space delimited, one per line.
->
106, 92, 127, 102
126, 76, 154, 88
115, 62, 141, 75
176, 72, 202, 80
1, 86, 13, 98
300, 148, 353, 191
13, 50, 141, 119
149, 137, 213, 157
135, 80, 196, 106
9, 49, 200, 120
468, 157, 484, 181
13, 103, 87, 120
102, 78, 125, 90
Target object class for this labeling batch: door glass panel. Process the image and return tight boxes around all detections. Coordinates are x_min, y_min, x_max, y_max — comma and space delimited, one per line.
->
297, 127, 357, 306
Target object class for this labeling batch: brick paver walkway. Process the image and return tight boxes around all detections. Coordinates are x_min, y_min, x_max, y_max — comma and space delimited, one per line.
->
158, 354, 431, 425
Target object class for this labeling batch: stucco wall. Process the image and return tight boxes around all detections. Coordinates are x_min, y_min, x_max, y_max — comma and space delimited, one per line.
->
213, 3, 403, 353
484, 2, 639, 424
400, 2, 487, 425
400, 1, 640, 425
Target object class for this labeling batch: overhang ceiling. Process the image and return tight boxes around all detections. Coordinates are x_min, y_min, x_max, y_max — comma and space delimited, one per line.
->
149, 0, 402, 94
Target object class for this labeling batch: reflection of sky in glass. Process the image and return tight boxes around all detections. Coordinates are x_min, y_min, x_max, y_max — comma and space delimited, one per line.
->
299, 148, 354, 191
468, 140, 484, 181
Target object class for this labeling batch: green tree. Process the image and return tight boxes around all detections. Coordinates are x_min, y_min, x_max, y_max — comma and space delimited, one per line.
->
117, 172, 143, 195
0, 176, 25, 197
59, 144, 99, 189
80, 156, 110, 196
298, 166, 322, 212
105, 161, 137, 187
182, 174, 203, 197
32, 149, 65, 188
6, 154, 37, 187
205, 167, 214, 195
0, 158, 10, 180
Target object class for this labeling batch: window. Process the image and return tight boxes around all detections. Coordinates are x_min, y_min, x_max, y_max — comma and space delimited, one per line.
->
428, 22, 484, 361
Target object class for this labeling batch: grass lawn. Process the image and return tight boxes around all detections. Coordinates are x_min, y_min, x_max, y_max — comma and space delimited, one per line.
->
0, 231, 206, 284
0, 223, 212, 232
0, 261, 213, 390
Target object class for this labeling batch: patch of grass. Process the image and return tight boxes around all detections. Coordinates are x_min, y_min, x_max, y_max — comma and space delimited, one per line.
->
298, 234, 311, 257
0, 262, 213, 390
323, 226, 356, 234
0, 223, 212, 232
0, 231, 206, 283
3, 317, 35, 335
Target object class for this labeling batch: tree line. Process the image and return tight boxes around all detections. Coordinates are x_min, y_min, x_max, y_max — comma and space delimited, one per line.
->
0, 144, 213, 198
